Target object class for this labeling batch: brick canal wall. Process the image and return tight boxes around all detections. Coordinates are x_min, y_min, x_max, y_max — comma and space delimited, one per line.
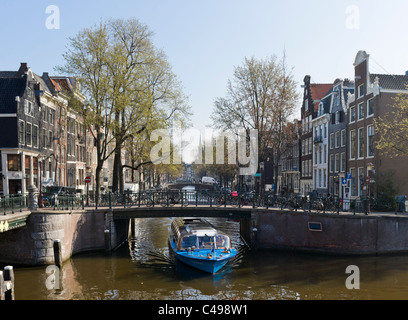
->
253, 210, 408, 255
0, 210, 129, 266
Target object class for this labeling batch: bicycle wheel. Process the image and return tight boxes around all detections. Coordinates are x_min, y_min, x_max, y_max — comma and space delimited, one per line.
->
213, 196, 224, 207
231, 196, 240, 208
144, 198, 154, 207
181, 197, 189, 207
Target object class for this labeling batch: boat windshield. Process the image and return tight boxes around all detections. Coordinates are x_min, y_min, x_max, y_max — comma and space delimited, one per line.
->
181, 235, 197, 249
180, 234, 231, 250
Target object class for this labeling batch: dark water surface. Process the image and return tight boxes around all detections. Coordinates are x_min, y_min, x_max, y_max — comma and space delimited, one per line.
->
11, 218, 408, 300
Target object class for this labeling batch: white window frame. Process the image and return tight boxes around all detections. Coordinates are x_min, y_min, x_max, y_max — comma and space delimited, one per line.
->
350, 129, 356, 160
330, 133, 334, 149
24, 100, 34, 117
26, 122, 32, 147
350, 106, 356, 123
32, 124, 39, 149
367, 125, 375, 158
330, 154, 334, 173
341, 129, 346, 147
358, 127, 364, 159
367, 98, 374, 118
358, 84, 365, 98
341, 152, 346, 172
335, 131, 340, 148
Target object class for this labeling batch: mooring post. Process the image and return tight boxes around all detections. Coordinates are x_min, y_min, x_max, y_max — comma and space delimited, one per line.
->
3, 266, 14, 300
0, 271, 4, 300
54, 239, 63, 268
104, 229, 112, 252
131, 218, 135, 238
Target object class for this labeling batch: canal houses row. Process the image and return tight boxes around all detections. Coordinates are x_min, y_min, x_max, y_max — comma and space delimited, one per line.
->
0, 63, 129, 195
276, 50, 408, 200
0, 63, 89, 195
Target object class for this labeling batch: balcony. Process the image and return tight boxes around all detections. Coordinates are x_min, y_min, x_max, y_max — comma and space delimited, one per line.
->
314, 136, 323, 144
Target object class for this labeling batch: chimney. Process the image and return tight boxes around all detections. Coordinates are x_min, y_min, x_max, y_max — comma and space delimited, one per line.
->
16, 63, 29, 78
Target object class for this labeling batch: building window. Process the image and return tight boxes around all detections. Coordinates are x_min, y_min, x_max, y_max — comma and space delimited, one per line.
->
27, 87, 33, 98
358, 84, 365, 98
7, 154, 21, 172
367, 98, 374, 117
330, 154, 334, 173
341, 153, 346, 172
350, 168, 356, 197
358, 102, 365, 120
358, 167, 364, 196
26, 123, 32, 147
358, 127, 364, 158
48, 130, 54, 149
48, 108, 54, 125
350, 106, 356, 123
18, 120, 25, 145
341, 130, 346, 147
42, 106, 47, 122
42, 128, 47, 150
24, 100, 34, 117
318, 169, 322, 188
335, 111, 340, 124
32, 125, 38, 148
330, 133, 334, 149
335, 154, 340, 173
350, 130, 356, 159
335, 131, 340, 148
367, 125, 374, 157
319, 147, 322, 164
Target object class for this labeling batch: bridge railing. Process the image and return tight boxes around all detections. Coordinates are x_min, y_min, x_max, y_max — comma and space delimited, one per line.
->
38, 190, 402, 215
1, 195, 29, 215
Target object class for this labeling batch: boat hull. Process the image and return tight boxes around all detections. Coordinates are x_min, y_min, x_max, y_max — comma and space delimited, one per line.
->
169, 237, 237, 274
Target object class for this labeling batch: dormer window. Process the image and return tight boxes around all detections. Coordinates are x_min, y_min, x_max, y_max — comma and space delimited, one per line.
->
319, 102, 324, 116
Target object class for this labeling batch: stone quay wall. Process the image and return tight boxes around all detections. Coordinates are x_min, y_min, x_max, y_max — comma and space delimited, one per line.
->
254, 210, 408, 255
0, 210, 109, 266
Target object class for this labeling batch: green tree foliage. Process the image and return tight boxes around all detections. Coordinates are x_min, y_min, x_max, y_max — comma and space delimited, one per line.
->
58, 18, 191, 193
374, 92, 408, 157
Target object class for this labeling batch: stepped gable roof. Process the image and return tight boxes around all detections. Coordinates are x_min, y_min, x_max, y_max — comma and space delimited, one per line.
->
370, 73, 408, 91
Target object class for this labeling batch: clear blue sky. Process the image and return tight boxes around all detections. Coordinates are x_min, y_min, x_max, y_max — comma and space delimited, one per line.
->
1, 0, 408, 130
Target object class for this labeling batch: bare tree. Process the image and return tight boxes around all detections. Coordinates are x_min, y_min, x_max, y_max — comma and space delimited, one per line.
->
211, 54, 299, 185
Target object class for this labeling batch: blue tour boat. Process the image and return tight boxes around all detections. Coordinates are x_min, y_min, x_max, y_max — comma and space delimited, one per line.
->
169, 218, 237, 274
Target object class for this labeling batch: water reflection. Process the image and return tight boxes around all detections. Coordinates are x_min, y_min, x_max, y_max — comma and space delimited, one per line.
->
11, 217, 408, 300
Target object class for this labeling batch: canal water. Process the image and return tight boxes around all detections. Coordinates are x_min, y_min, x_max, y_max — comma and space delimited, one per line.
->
10, 217, 408, 300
